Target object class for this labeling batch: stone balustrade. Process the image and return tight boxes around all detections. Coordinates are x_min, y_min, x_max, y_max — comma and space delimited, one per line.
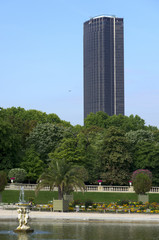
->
4, 184, 159, 193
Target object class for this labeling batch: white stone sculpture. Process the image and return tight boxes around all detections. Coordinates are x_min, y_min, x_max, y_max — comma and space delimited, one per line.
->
15, 207, 32, 232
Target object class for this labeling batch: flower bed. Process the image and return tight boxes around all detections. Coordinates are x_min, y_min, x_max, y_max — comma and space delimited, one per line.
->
69, 201, 159, 214
32, 204, 53, 211
30, 201, 159, 213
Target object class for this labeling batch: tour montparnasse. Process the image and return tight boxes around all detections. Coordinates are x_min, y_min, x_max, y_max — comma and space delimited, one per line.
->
84, 15, 124, 119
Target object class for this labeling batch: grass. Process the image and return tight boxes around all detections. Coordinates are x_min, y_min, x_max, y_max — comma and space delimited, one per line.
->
73, 192, 138, 203
2, 190, 159, 204
2, 190, 58, 204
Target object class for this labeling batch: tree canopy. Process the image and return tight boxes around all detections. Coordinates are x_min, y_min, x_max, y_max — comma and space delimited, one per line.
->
0, 107, 158, 185
26, 123, 65, 162
99, 127, 133, 185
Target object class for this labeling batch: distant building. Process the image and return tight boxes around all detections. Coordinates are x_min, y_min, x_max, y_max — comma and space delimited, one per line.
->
84, 15, 124, 119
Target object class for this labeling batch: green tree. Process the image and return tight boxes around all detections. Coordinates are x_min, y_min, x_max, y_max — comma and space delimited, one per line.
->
132, 170, 152, 194
126, 129, 154, 144
133, 141, 159, 185
49, 137, 84, 165
84, 111, 109, 128
49, 126, 103, 184
36, 159, 87, 200
105, 114, 146, 132
153, 130, 159, 142
133, 174, 152, 194
99, 127, 133, 185
84, 111, 147, 132
0, 107, 62, 125
26, 123, 64, 162
21, 145, 44, 183
0, 106, 70, 146
0, 171, 7, 202
77, 126, 104, 183
8, 168, 27, 183
0, 119, 22, 170
0, 107, 71, 170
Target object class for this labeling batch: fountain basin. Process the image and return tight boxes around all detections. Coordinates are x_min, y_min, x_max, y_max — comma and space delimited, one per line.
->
14, 228, 34, 233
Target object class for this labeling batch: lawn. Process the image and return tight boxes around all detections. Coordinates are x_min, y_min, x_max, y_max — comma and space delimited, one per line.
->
2, 190, 159, 204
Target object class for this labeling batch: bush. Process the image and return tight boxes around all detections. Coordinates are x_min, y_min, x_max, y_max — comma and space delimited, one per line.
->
0, 171, 7, 192
132, 169, 152, 181
8, 168, 27, 183
133, 173, 152, 194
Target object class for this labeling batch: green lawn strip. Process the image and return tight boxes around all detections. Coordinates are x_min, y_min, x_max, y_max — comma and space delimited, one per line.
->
2, 190, 58, 204
2, 190, 159, 204
73, 192, 138, 203
149, 194, 159, 203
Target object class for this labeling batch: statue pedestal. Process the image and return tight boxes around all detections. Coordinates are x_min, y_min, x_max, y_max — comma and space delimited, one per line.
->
14, 228, 34, 233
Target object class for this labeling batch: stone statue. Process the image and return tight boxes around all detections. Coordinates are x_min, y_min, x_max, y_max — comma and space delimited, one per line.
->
17, 208, 23, 228
16, 208, 30, 230
19, 186, 25, 203
24, 208, 29, 225
14, 187, 34, 233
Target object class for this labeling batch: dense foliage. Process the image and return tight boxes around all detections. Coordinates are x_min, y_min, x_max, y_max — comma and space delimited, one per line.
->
132, 169, 152, 194
132, 169, 152, 181
0, 171, 7, 192
133, 173, 152, 195
0, 171, 7, 202
8, 168, 27, 183
0, 107, 159, 185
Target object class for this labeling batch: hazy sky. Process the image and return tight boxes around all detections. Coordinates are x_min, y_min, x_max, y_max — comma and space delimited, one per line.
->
0, 0, 159, 127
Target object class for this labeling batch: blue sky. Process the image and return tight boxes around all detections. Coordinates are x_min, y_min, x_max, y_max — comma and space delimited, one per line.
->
0, 0, 159, 127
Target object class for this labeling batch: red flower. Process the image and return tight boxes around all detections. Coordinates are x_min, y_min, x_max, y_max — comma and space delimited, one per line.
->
98, 180, 102, 183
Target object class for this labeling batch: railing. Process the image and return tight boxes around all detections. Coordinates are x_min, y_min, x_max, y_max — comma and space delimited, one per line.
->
103, 186, 129, 192
85, 185, 129, 192
5, 184, 58, 191
85, 185, 98, 192
4, 184, 159, 193
150, 187, 159, 193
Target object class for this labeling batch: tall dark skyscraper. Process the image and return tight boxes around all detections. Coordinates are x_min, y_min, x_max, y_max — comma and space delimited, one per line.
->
84, 15, 124, 119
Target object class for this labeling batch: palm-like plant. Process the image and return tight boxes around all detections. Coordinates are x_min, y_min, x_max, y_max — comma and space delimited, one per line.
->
36, 159, 87, 199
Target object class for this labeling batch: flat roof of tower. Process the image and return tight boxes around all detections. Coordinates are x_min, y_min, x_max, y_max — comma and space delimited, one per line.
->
92, 15, 116, 19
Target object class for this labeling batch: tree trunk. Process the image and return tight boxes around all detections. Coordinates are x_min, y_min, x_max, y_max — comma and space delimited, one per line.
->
0, 192, 2, 202
58, 186, 63, 200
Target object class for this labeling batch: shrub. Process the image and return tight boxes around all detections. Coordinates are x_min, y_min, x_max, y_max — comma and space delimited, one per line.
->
132, 169, 152, 182
8, 168, 27, 183
0, 171, 7, 192
133, 172, 152, 194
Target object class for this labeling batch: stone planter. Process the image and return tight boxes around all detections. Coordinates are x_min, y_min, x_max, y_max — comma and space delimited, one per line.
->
53, 200, 69, 212
138, 194, 149, 204
63, 194, 73, 203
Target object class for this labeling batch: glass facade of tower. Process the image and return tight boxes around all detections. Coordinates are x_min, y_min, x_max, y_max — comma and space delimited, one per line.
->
84, 16, 124, 119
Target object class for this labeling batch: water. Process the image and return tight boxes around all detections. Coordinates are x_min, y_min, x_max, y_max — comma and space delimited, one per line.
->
1, 220, 159, 240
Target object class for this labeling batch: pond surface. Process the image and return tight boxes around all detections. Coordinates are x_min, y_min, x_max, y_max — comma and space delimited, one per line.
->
1, 220, 159, 240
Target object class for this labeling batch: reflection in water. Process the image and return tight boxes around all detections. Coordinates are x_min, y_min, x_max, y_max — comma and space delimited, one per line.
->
17, 233, 29, 240
1, 221, 159, 240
